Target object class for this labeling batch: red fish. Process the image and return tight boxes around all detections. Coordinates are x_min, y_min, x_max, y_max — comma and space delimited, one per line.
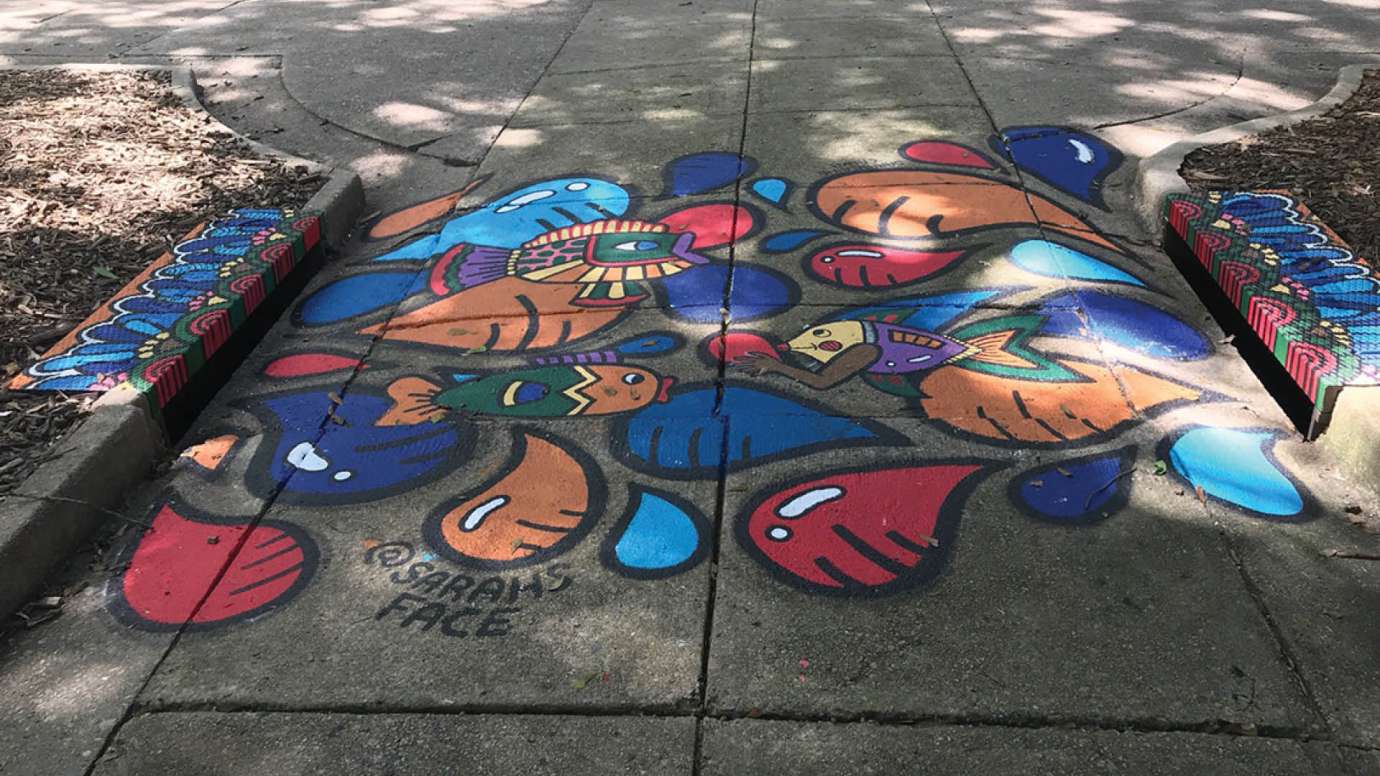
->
735, 464, 991, 595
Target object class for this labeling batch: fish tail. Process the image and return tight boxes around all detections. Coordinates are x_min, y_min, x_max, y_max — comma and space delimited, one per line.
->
948, 314, 1078, 381
428, 244, 511, 295
376, 377, 447, 426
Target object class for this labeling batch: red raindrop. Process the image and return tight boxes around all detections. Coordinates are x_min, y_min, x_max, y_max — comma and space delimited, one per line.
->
263, 353, 365, 378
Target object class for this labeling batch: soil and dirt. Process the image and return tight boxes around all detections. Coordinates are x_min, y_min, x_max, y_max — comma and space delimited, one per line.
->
1180, 68, 1380, 261
0, 69, 321, 496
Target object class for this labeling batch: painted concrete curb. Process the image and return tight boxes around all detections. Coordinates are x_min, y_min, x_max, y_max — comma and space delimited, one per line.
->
1134, 64, 1380, 494
0, 63, 365, 621
1132, 65, 1370, 235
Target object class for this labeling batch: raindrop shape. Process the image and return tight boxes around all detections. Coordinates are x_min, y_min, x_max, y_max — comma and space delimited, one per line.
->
263, 353, 365, 378
729, 264, 799, 321
426, 428, 604, 568
750, 177, 793, 207
1168, 427, 1305, 517
660, 152, 758, 197
991, 126, 1124, 210
1008, 240, 1145, 287
111, 502, 318, 631
1038, 291, 1210, 360
807, 243, 967, 288
899, 140, 998, 169
761, 229, 829, 253
1012, 447, 1135, 523
735, 462, 995, 596
295, 271, 416, 326
602, 487, 710, 579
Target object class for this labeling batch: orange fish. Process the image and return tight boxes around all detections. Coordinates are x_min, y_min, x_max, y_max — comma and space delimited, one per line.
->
810, 170, 1118, 251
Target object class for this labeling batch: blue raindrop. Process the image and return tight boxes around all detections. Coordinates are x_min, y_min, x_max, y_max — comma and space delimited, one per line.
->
991, 126, 1123, 210
1009, 240, 1145, 287
728, 264, 798, 321
750, 177, 792, 206
760, 230, 829, 253
1014, 448, 1134, 523
660, 152, 758, 198
604, 487, 708, 578
1169, 427, 1304, 517
1038, 291, 1210, 360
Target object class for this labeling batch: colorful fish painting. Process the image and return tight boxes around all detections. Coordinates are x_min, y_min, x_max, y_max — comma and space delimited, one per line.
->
735, 463, 995, 595
732, 296, 1202, 446
377, 365, 675, 425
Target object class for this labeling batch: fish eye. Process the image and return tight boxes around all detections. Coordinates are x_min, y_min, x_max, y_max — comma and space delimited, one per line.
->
622, 373, 645, 385
613, 239, 658, 251
766, 526, 792, 542
811, 328, 830, 337
566, 181, 590, 191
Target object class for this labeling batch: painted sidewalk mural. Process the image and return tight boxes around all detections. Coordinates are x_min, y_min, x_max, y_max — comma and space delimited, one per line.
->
112, 128, 1314, 633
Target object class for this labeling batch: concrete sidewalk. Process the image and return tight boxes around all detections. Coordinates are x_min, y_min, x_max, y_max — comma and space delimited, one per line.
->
2, 1, 1380, 774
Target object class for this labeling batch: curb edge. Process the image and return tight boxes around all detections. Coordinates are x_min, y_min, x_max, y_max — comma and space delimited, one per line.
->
1132, 64, 1372, 236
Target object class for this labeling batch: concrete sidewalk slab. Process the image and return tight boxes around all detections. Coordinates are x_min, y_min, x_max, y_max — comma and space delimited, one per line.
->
749, 56, 977, 113
706, 418, 1313, 731
699, 718, 1351, 775
549, 15, 750, 73
509, 61, 747, 128
94, 712, 695, 775
753, 18, 951, 60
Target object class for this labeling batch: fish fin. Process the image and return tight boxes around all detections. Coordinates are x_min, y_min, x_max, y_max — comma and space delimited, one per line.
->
861, 371, 924, 398
376, 377, 446, 426
948, 314, 1080, 382
571, 280, 648, 307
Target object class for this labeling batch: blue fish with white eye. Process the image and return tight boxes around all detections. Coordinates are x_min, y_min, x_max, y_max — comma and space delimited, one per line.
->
991, 126, 1123, 210
241, 390, 470, 505
373, 177, 631, 262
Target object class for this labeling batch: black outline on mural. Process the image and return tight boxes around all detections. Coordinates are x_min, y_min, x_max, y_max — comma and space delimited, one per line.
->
423, 426, 609, 571
598, 485, 712, 581
1007, 444, 1138, 525
609, 380, 909, 481
234, 388, 476, 507
1155, 426, 1316, 522
987, 125, 1124, 212
106, 498, 321, 633
732, 459, 1003, 598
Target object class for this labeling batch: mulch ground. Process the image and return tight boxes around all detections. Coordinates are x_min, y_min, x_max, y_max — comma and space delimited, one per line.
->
1180, 68, 1380, 262
0, 69, 322, 496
